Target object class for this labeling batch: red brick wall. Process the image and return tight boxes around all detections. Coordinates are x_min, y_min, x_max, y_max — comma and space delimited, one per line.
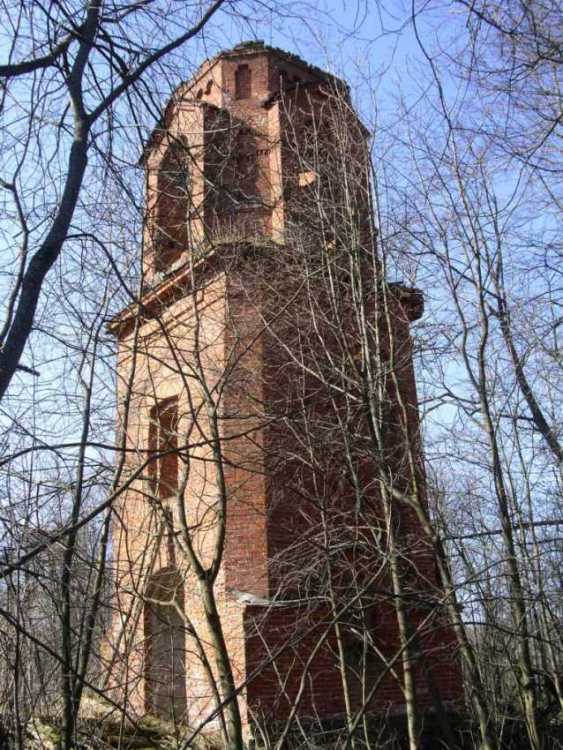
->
108, 44, 463, 732
244, 604, 345, 719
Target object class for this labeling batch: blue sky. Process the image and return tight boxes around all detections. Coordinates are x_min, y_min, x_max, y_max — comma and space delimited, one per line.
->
0, 0, 463, 446
1, 1, 559, 558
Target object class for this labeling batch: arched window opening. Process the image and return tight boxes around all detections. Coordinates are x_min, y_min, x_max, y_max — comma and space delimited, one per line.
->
154, 141, 190, 273
235, 64, 252, 99
144, 568, 186, 720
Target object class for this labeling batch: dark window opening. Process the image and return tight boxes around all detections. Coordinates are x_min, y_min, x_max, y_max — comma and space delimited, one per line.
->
235, 64, 252, 99
154, 142, 190, 273
148, 397, 179, 499
144, 569, 186, 720
234, 129, 258, 202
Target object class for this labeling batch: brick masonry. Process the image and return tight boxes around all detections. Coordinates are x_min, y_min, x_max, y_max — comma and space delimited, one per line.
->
106, 41, 463, 737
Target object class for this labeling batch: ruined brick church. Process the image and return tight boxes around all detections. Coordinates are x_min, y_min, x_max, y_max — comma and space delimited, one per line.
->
107, 41, 461, 740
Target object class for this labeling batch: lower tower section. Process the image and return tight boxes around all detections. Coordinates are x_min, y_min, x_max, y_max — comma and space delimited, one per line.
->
106, 246, 462, 743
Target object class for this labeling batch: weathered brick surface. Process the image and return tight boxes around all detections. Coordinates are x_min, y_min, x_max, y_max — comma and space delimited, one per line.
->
107, 42, 462, 735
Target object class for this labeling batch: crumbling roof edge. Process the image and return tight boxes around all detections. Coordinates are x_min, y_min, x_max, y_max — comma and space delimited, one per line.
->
140, 41, 348, 165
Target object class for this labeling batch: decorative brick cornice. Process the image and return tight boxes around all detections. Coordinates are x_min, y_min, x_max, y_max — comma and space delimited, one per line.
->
107, 240, 277, 338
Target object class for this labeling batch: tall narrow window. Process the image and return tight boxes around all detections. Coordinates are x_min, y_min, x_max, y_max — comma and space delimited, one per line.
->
235, 64, 251, 99
148, 397, 179, 499
154, 142, 190, 273
234, 129, 258, 201
144, 569, 186, 720
277, 68, 288, 91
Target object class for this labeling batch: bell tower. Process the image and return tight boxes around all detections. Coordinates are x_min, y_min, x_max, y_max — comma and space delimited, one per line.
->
107, 42, 462, 741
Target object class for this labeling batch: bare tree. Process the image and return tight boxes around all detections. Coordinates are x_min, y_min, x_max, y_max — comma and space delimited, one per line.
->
1, 3, 561, 749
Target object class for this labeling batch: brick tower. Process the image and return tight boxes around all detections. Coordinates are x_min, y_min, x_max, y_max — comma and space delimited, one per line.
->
107, 41, 461, 742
